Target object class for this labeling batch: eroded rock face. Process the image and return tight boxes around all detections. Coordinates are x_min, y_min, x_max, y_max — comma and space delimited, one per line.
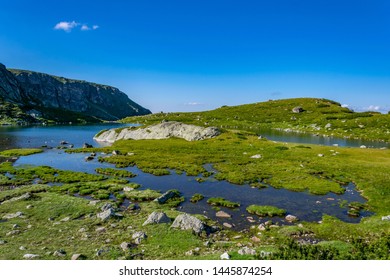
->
94, 121, 221, 143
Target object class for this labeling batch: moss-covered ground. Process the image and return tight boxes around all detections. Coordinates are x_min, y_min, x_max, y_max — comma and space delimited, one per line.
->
1, 97, 390, 259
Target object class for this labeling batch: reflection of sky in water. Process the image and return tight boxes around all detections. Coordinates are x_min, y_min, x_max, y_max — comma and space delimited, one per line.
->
16, 150, 372, 230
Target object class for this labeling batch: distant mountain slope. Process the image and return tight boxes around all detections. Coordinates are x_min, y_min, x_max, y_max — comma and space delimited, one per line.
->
122, 97, 390, 142
0, 63, 151, 124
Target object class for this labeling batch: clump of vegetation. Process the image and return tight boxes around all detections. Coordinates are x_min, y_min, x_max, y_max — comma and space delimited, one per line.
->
140, 168, 170, 176
190, 193, 204, 203
207, 197, 240, 208
95, 167, 136, 178
0, 148, 43, 157
124, 189, 161, 201
246, 205, 286, 217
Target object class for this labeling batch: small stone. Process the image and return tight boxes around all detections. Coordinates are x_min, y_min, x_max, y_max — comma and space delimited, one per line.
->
265, 220, 273, 226
360, 145, 367, 149
97, 208, 115, 221
120, 242, 131, 251
101, 203, 114, 211
3, 212, 24, 220
223, 222, 233, 228
95, 227, 106, 233
381, 215, 390, 221
23, 254, 40, 259
78, 228, 86, 233
132, 231, 147, 244
285, 214, 299, 223
19, 246, 26, 250
53, 250, 66, 257
6, 230, 21, 236
251, 236, 261, 243
26, 205, 33, 209
238, 246, 256, 256
89, 200, 99, 206
220, 252, 230, 260
123, 187, 134, 192
27, 225, 32, 229
318, 154, 324, 157
250, 154, 262, 159
12, 224, 20, 229
216, 211, 231, 218
61, 217, 71, 222
105, 239, 111, 243
258, 224, 266, 231
71, 254, 86, 260
48, 217, 55, 221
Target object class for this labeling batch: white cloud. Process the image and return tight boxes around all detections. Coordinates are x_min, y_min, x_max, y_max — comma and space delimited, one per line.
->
54, 21, 99, 32
367, 105, 381, 111
341, 104, 349, 108
80, 24, 90, 31
185, 102, 203, 106
54, 21, 79, 32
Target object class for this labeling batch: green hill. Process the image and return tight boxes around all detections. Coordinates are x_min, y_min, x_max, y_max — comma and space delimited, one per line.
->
123, 97, 390, 142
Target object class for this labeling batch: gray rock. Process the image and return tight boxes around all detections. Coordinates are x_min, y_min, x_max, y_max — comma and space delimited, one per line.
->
60, 217, 71, 222
2, 193, 31, 204
154, 190, 180, 204
89, 200, 99, 206
220, 252, 230, 260
292, 106, 304, 113
101, 203, 114, 211
95, 227, 106, 233
216, 211, 231, 218
325, 123, 332, 129
382, 215, 390, 221
132, 231, 147, 244
238, 246, 256, 256
94, 121, 221, 143
258, 224, 266, 231
19, 246, 26, 250
83, 143, 93, 148
85, 156, 94, 161
97, 208, 115, 221
250, 154, 262, 159
120, 242, 131, 251
223, 222, 233, 228
0, 240, 7, 245
285, 214, 299, 222
71, 254, 86, 260
6, 230, 21, 236
3, 212, 24, 220
360, 145, 367, 149
171, 213, 206, 235
23, 254, 40, 259
53, 250, 66, 257
143, 211, 171, 226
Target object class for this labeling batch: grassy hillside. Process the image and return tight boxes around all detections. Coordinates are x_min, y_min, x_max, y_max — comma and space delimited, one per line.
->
122, 98, 390, 142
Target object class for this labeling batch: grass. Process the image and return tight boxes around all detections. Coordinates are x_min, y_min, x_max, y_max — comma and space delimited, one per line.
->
246, 205, 286, 217
95, 167, 136, 178
190, 193, 204, 203
207, 197, 240, 208
0, 149, 43, 157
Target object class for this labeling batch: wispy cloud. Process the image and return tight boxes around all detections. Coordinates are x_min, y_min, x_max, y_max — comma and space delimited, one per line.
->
54, 21, 99, 32
366, 105, 381, 111
185, 102, 204, 106
54, 21, 79, 32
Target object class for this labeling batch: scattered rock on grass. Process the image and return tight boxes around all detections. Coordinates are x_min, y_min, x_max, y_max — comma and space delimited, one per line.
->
23, 254, 40, 259
97, 208, 115, 222
132, 231, 147, 244
0, 240, 7, 245
154, 190, 180, 204
381, 215, 390, 221
220, 252, 230, 260
3, 212, 24, 220
171, 214, 206, 235
142, 211, 171, 226
223, 222, 233, 228
120, 242, 132, 251
285, 214, 299, 223
53, 249, 66, 257
71, 254, 86, 260
238, 247, 256, 256
250, 154, 262, 159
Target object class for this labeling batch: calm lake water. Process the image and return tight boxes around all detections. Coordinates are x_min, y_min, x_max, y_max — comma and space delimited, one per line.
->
0, 124, 373, 229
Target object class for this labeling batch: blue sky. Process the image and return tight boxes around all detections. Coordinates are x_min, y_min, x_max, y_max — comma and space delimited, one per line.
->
1, 0, 389, 113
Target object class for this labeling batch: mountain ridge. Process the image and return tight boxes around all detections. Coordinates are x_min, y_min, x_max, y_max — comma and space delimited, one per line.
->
0, 63, 151, 124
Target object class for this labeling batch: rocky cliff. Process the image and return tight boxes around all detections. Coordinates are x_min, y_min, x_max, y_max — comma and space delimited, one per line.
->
94, 121, 221, 143
0, 63, 151, 124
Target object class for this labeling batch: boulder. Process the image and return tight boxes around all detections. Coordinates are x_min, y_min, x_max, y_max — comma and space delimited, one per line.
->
101, 203, 114, 212
154, 190, 180, 204
143, 212, 171, 226
97, 208, 115, 222
250, 154, 262, 159
285, 214, 299, 223
171, 213, 206, 235
238, 246, 256, 256
53, 250, 66, 257
120, 242, 131, 251
94, 121, 221, 143
216, 211, 231, 218
83, 143, 93, 148
292, 106, 304, 113
223, 222, 233, 228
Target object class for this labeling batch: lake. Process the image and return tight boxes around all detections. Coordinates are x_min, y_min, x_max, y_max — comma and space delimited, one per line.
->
1, 124, 374, 229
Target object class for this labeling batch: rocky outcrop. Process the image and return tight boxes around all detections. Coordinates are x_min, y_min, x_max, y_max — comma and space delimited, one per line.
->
170, 213, 206, 235
143, 212, 171, 226
94, 121, 221, 143
0, 62, 151, 123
